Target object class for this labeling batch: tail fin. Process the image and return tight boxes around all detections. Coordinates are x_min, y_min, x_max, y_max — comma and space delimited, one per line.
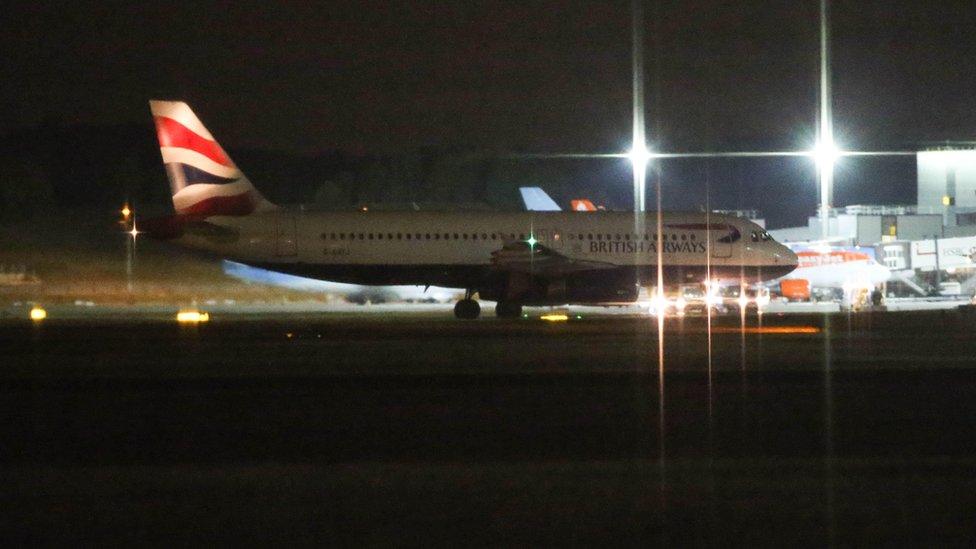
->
149, 100, 275, 216
571, 199, 597, 211
519, 187, 562, 211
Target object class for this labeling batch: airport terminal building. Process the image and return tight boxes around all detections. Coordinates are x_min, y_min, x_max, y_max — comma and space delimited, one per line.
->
765, 144, 976, 296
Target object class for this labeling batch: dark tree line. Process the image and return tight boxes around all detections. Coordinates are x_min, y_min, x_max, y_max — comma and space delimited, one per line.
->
0, 122, 630, 222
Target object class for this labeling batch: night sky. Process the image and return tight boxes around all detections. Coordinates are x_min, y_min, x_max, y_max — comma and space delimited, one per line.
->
4, 1, 976, 227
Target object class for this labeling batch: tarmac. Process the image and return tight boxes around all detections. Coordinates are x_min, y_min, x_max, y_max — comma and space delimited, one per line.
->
2, 308, 976, 544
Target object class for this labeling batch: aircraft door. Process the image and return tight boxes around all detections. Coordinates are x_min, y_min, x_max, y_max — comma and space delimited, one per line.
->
275, 214, 298, 257
711, 225, 732, 259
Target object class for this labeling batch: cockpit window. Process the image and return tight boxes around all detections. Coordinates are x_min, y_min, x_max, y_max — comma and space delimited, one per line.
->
750, 231, 759, 242
760, 231, 772, 241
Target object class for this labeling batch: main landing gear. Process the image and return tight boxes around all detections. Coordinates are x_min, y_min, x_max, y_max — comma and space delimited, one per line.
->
453, 291, 523, 320
494, 301, 522, 319
454, 290, 481, 319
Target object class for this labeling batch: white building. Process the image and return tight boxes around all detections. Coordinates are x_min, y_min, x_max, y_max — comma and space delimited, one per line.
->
917, 143, 976, 228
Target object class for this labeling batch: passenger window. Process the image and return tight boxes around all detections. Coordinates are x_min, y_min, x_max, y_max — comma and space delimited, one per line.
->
368, 233, 374, 240
491, 233, 497, 240
462, 233, 468, 240
473, 234, 478, 240
596, 234, 602, 241
425, 233, 430, 240
453, 233, 459, 240
444, 233, 450, 240
434, 234, 440, 240
681, 234, 686, 241
481, 233, 487, 240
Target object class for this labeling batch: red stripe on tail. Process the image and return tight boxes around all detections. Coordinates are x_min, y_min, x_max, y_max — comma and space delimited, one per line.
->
154, 116, 233, 167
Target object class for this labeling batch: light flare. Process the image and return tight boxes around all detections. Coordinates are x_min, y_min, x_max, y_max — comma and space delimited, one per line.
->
29, 306, 47, 321
176, 310, 210, 323
540, 313, 569, 322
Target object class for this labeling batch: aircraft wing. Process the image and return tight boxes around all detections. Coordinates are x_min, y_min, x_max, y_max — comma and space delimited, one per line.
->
489, 239, 616, 276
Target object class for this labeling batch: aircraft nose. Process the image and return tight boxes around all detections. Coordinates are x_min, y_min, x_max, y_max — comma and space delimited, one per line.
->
771, 245, 798, 268
784, 246, 798, 267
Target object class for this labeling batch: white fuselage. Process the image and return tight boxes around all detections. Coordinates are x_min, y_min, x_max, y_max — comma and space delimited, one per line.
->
181, 211, 791, 270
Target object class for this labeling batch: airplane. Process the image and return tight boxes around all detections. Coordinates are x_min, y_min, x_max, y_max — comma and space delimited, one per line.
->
777, 245, 890, 300
143, 100, 798, 319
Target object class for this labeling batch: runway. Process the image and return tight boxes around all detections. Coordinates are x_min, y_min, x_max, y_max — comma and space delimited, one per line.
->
2, 310, 976, 544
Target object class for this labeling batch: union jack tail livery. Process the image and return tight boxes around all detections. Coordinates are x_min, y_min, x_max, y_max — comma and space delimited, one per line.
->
150, 100, 275, 216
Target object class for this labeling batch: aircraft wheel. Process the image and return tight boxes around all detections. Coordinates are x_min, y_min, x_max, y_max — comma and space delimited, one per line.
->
454, 299, 481, 319
495, 301, 523, 319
